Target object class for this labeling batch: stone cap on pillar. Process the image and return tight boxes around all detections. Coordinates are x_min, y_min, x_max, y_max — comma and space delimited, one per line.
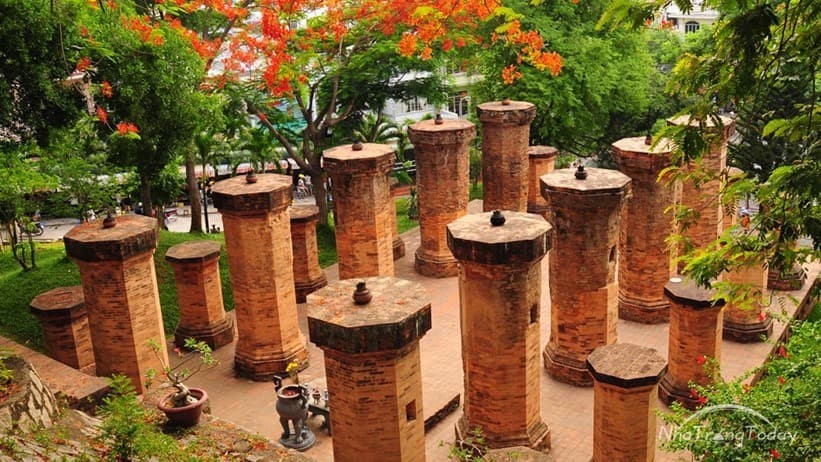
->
664, 276, 726, 309
476, 100, 536, 125
64, 214, 156, 262
289, 205, 320, 224
540, 167, 631, 198
528, 145, 559, 159
407, 119, 476, 145
447, 211, 552, 265
211, 173, 292, 214
586, 343, 667, 388
323, 143, 395, 176
611, 137, 673, 172
30, 286, 85, 318
727, 166, 745, 183
667, 114, 736, 137
306, 277, 431, 354
165, 240, 221, 265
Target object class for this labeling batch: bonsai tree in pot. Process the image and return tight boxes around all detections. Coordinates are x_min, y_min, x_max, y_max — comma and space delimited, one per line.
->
147, 338, 217, 427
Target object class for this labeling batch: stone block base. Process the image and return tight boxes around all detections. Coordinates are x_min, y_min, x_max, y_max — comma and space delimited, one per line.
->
415, 249, 459, 278
234, 347, 308, 381
658, 373, 699, 410
618, 296, 670, 324
768, 265, 806, 291
723, 317, 773, 343
456, 415, 551, 451
175, 317, 235, 351
393, 237, 406, 260
295, 274, 328, 304
543, 346, 593, 387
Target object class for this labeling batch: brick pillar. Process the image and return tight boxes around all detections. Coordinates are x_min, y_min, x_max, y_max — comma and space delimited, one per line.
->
587, 344, 667, 462
527, 146, 558, 217
390, 180, 406, 260
723, 262, 772, 342
659, 277, 725, 410
477, 100, 536, 212
165, 240, 234, 350
64, 215, 168, 393
29, 286, 95, 373
307, 277, 431, 462
289, 205, 327, 303
722, 167, 745, 232
612, 137, 676, 323
212, 174, 308, 380
541, 167, 631, 386
408, 118, 475, 278
448, 211, 552, 450
324, 142, 396, 279
667, 115, 735, 253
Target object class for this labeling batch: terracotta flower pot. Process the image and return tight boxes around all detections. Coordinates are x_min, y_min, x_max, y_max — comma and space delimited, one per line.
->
157, 388, 208, 427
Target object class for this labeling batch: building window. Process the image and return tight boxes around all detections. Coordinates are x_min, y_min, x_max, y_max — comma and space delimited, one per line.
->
448, 92, 470, 116
405, 97, 424, 112
685, 21, 700, 33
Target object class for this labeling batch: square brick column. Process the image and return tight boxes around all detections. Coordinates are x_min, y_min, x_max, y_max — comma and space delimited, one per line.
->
612, 137, 676, 323
721, 167, 745, 232
64, 215, 168, 393
307, 277, 431, 462
324, 142, 396, 279
165, 240, 234, 350
477, 99, 536, 212
212, 173, 308, 380
527, 146, 559, 217
390, 179, 406, 260
289, 205, 327, 303
587, 344, 667, 462
408, 118, 476, 278
448, 211, 552, 450
723, 261, 772, 342
29, 286, 95, 373
541, 167, 631, 386
667, 115, 735, 254
659, 277, 726, 410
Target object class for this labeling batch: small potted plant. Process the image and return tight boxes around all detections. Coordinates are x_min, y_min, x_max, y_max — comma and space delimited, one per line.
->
147, 338, 217, 427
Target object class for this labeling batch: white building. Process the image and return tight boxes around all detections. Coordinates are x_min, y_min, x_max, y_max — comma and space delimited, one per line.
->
664, 0, 719, 35
381, 64, 483, 124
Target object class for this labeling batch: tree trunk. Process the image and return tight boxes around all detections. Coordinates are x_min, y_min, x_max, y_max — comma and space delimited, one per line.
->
140, 174, 153, 216
311, 171, 330, 226
185, 156, 203, 233
6, 222, 29, 271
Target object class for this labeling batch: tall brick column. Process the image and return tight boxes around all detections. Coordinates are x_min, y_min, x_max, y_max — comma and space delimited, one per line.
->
289, 205, 327, 303
541, 167, 631, 386
721, 167, 745, 232
723, 261, 772, 342
659, 277, 725, 409
587, 343, 667, 462
448, 211, 552, 450
527, 146, 559, 217
408, 118, 476, 278
667, 115, 735, 253
389, 180, 406, 260
307, 277, 431, 462
612, 137, 676, 323
212, 174, 308, 380
324, 142, 395, 279
165, 240, 234, 350
64, 215, 168, 392
477, 99, 536, 212
29, 286, 95, 373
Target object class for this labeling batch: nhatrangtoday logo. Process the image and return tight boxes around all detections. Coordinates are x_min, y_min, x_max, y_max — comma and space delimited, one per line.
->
659, 404, 798, 444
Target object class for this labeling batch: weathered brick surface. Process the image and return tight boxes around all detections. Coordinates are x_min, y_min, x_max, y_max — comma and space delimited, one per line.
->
165, 240, 234, 350
29, 286, 95, 373
667, 115, 735, 255
723, 262, 772, 342
541, 168, 631, 386
64, 215, 167, 393
527, 146, 558, 217
212, 174, 308, 380
448, 212, 552, 450
390, 180, 406, 260
659, 277, 725, 410
289, 205, 327, 303
477, 100, 536, 212
324, 142, 396, 279
587, 343, 667, 462
408, 119, 475, 278
307, 277, 430, 462
612, 137, 677, 323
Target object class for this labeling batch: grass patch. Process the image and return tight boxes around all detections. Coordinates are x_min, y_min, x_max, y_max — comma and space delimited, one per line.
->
316, 222, 337, 269
394, 196, 419, 234
808, 301, 821, 322
469, 182, 484, 201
